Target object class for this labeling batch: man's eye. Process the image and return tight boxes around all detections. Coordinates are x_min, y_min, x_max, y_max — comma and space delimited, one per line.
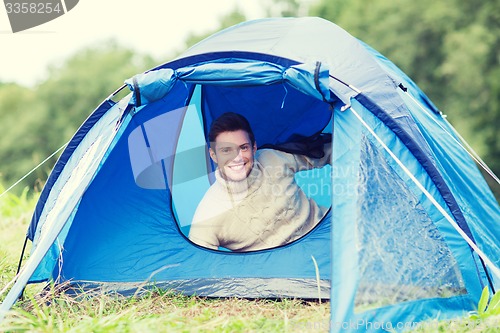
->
240, 145, 250, 152
220, 147, 232, 154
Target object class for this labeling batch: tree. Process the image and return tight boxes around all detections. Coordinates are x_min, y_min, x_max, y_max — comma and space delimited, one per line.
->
36, 41, 156, 147
263, 0, 302, 17
0, 41, 157, 192
0, 83, 44, 189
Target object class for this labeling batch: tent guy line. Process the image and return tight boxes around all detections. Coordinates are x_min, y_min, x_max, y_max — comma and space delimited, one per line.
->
0, 142, 69, 200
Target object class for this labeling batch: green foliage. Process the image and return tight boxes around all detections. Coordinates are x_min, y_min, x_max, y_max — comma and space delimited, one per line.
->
0, 84, 45, 192
470, 286, 500, 321
0, 181, 37, 277
0, 41, 156, 193
0, 186, 34, 219
0, 250, 17, 296
38, 40, 155, 134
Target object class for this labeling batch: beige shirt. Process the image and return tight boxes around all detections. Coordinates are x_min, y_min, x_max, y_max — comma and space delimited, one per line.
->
189, 147, 331, 251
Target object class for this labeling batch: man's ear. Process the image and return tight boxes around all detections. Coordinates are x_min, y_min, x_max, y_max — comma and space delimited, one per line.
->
253, 141, 257, 153
209, 147, 218, 164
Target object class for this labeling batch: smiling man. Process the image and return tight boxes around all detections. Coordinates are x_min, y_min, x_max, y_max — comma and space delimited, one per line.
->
188, 112, 331, 251
210, 129, 256, 182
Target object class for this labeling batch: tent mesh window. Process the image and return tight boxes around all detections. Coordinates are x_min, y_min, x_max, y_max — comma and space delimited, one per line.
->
353, 136, 467, 312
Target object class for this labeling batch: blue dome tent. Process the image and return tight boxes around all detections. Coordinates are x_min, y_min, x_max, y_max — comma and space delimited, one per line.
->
1, 17, 499, 332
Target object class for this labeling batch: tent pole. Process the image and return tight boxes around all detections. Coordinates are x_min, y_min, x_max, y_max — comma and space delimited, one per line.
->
14, 236, 29, 301
16, 236, 28, 275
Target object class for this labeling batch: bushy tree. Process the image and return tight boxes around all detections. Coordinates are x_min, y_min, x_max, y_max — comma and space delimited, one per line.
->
0, 83, 44, 188
0, 41, 156, 192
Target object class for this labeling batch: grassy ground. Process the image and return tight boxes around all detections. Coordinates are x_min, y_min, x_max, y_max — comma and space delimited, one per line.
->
2, 291, 330, 332
0, 186, 499, 332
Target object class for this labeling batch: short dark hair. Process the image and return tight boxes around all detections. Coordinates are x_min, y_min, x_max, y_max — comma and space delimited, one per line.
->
208, 112, 255, 146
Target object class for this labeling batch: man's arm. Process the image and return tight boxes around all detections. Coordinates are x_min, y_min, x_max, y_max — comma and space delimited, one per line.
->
293, 142, 332, 170
188, 196, 221, 250
189, 216, 220, 250
258, 142, 332, 173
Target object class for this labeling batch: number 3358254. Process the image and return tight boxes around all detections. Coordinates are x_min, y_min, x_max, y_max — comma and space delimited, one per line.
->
5, 2, 62, 14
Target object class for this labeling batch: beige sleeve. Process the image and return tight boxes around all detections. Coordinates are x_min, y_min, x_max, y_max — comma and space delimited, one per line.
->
188, 200, 220, 250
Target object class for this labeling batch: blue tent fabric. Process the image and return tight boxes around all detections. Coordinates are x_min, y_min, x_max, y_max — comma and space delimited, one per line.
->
331, 97, 485, 332
354, 93, 475, 241
27, 99, 118, 241
125, 60, 334, 106
2, 17, 500, 331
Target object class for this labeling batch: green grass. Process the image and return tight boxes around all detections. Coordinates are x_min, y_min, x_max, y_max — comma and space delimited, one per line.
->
2, 291, 330, 332
0, 184, 499, 332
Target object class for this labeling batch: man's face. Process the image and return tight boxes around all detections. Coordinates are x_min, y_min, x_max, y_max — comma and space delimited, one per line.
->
210, 130, 256, 182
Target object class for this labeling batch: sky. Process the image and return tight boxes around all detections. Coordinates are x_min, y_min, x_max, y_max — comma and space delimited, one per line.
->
0, 0, 266, 86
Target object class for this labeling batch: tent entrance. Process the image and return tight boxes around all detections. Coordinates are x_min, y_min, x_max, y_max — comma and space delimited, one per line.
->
126, 82, 333, 251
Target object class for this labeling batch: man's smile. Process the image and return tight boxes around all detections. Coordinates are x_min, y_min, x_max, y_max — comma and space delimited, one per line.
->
227, 163, 245, 171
